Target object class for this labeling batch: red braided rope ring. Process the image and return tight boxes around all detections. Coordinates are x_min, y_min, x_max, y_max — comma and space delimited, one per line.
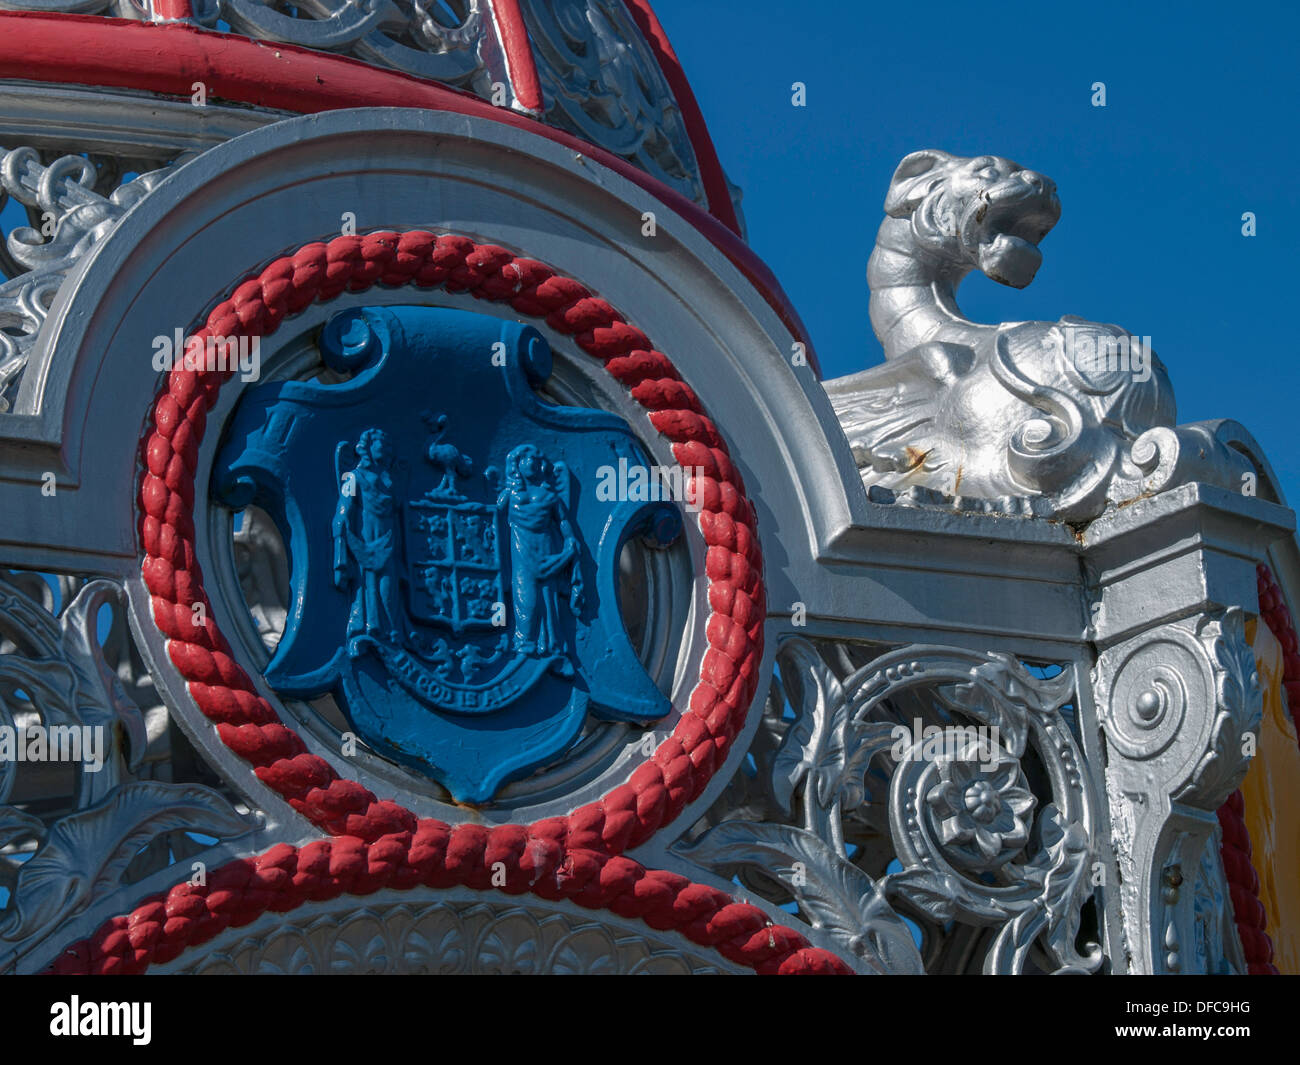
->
140, 230, 760, 847
50, 230, 850, 974
49, 827, 849, 975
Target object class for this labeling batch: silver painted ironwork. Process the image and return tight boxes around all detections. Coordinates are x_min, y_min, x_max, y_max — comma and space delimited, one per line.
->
0, 572, 256, 972
1094, 608, 1261, 973
0, 92, 1292, 974
520, 0, 704, 205
0, 147, 170, 411
678, 638, 1102, 974
215, 0, 504, 98
0, 1, 718, 210
0, 84, 283, 160
1080, 475, 1291, 973
159, 892, 743, 974
1190, 827, 1246, 974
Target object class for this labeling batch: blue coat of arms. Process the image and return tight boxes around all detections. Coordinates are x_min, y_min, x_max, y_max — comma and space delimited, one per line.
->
212, 306, 681, 803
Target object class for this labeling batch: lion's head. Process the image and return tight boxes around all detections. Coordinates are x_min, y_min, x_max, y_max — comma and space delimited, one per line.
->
883, 150, 1061, 289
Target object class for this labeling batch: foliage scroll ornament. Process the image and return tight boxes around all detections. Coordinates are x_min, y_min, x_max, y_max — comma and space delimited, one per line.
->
0, 147, 169, 412
0, 573, 252, 970
1093, 608, 1262, 973
678, 638, 1103, 975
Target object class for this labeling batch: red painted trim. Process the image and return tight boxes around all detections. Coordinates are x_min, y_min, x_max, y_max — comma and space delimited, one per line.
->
0, 12, 820, 376
490, 0, 543, 113
151, 0, 193, 20
621, 0, 741, 238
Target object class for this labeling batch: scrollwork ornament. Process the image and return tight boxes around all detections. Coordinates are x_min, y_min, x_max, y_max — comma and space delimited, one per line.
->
1095, 608, 1260, 810
675, 819, 925, 974
520, 0, 705, 205
681, 637, 1102, 974
1093, 608, 1261, 973
1176, 609, 1262, 810
0, 572, 255, 964
0, 148, 169, 412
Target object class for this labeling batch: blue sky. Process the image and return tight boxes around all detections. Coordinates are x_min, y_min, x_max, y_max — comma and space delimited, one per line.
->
656, 0, 1299, 508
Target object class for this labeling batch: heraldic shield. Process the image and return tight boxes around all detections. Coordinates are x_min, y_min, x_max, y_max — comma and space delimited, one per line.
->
212, 306, 683, 803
